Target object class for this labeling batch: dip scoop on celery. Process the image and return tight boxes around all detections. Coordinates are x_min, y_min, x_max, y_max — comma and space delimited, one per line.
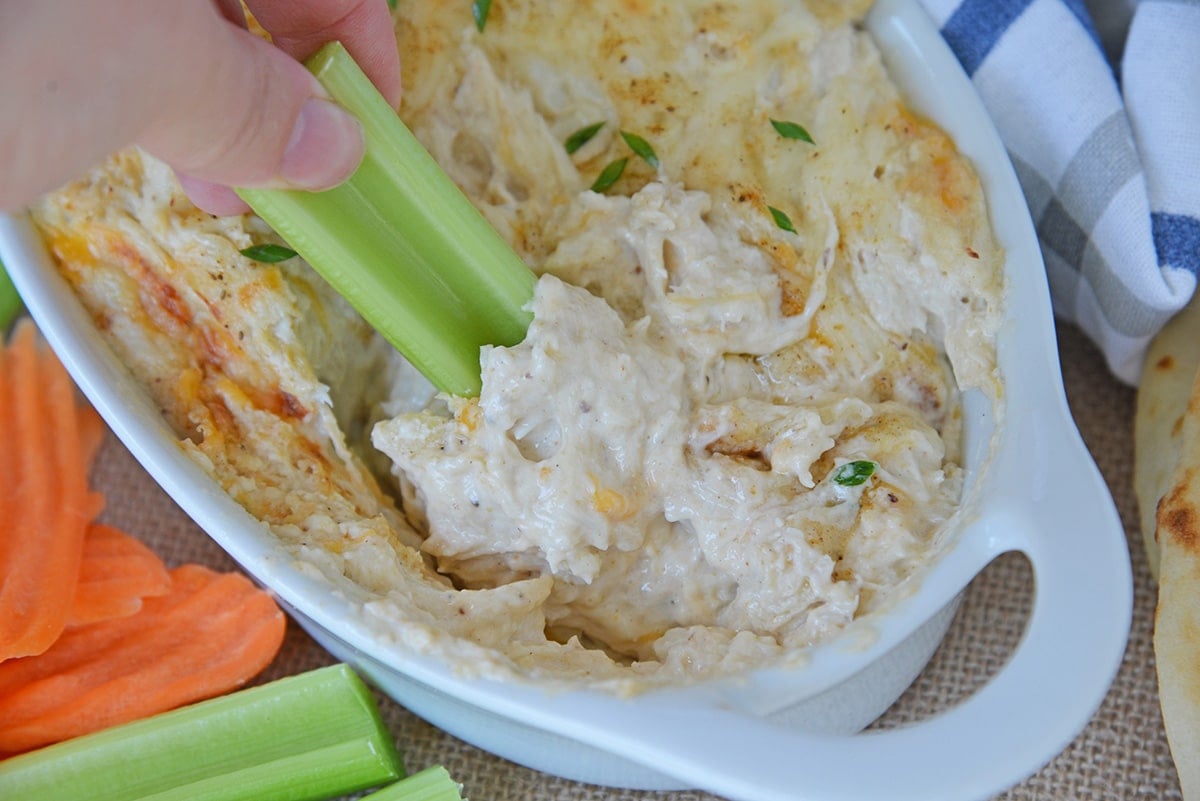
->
238, 42, 536, 398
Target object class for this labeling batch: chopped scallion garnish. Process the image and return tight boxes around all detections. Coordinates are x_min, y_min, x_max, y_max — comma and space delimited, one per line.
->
590, 157, 628, 193
564, 121, 605, 154
833, 460, 876, 486
620, 131, 660, 169
472, 0, 492, 31
768, 206, 796, 233
239, 243, 298, 263
770, 118, 815, 144
237, 42, 536, 398
0, 664, 405, 801
387, 0, 398, 9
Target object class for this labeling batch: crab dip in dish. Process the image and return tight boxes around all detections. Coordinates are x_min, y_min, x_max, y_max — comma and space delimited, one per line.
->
27, 0, 1003, 691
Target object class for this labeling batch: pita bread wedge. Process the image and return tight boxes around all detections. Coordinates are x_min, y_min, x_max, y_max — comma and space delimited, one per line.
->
1135, 291, 1200, 580
1137, 289, 1200, 794
1154, 368, 1200, 798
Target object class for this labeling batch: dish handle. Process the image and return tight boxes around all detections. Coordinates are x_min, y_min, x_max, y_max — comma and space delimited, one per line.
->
609, 420, 1132, 801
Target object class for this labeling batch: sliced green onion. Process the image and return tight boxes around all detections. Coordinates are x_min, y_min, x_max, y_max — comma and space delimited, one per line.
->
620, 131, 660, 169
0, 256, 21, 331
768, 205, 796, 233
770, 118, 815, 145
239, 244, 298, 264
564, 121, 605, 154
590, 157, 628, 193
362, 766, 463, 801
472, 0, 492, 31
833, 460, 876, 486
387, 0, 398, 9
237, 42, 536, 398
0, 664, 404, 801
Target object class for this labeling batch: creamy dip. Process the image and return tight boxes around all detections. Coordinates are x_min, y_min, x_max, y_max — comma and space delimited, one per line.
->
33, 0, 1003, 689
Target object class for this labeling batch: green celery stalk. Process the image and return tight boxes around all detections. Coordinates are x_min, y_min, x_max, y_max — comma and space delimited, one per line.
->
362, 765, 464, 801
0, 256, 21, 331
237, 42, 536, 398
0, 664, 404, 801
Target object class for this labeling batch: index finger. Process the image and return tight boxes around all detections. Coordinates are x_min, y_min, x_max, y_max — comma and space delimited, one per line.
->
246, 0, 402, 108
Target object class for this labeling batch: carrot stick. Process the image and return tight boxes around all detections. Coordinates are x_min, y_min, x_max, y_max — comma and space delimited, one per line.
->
0, 320, 105, 661
65, 524, 172, 628
0, 564, 286, 755
76, 402, 106, 475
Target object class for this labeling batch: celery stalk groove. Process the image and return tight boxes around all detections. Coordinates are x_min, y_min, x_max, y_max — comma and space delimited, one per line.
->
0, 664, 404, 801
362, 766, 464, 801
238, 42, 536, 397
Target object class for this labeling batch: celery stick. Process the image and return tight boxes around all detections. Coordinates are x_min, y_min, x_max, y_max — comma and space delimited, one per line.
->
0, 664, 404, 801
362, 766, 464, 801
0, 256, 21, 331
238, 42, 536, 398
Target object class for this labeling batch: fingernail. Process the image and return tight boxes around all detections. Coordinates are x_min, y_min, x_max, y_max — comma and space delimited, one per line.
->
279, 98, 364, 190
176, 173, 251, 216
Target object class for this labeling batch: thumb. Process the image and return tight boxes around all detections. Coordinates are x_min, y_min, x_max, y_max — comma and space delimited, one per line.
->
136, 6, 364, 196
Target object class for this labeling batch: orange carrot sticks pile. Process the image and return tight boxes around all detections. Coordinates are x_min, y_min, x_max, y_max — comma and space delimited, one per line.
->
66, 524, 172, 628
0, 320, 106, 660
0, 565, 285, 755
0, 320, 287, 756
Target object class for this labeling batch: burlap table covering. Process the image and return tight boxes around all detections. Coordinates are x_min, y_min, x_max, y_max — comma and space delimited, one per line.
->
86, 320, 1176, 800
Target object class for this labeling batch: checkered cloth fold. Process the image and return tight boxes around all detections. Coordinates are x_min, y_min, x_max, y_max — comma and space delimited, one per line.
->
918, 0, 1200, 384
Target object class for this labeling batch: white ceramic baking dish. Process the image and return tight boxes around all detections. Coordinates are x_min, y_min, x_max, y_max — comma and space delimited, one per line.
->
0, 1, 1132, 798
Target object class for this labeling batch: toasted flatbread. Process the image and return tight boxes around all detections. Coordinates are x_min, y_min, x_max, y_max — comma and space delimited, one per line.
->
1128, 288, 1200, 796
1153, 366, 1200, 798
1137, 288, 1200, 797
1135, 292, 1200, 579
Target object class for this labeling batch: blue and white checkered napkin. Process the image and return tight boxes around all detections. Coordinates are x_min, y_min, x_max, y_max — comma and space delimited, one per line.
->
917, 0, 1200, 384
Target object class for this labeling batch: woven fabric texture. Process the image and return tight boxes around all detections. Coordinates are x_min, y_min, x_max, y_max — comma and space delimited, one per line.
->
89, 322, 1174, 800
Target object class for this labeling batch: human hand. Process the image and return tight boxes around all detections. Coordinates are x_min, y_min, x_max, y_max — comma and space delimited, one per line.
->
0, 0, 401, 215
